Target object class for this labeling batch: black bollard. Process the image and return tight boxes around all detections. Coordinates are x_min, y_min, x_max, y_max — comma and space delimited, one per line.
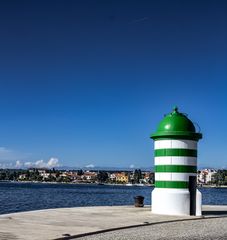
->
134, 195, 144, 207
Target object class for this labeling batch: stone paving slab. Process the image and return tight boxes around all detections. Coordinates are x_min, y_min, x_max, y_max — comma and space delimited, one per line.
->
76, 216, 227, 240
0, 205, 226, 240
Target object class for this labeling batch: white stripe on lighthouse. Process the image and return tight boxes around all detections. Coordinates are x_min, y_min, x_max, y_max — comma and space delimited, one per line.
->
155, 156, 197, 166
155, 172, 197, 181
154, 140, 197, 150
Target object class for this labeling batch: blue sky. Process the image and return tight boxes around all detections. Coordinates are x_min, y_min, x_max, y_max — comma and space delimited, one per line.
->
0, 0, 226, 169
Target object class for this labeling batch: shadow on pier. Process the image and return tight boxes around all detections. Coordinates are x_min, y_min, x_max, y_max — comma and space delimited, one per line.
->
202, 210, 227, 216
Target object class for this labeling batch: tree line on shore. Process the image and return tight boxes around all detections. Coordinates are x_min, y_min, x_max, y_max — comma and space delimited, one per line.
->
0, 168, 152, 184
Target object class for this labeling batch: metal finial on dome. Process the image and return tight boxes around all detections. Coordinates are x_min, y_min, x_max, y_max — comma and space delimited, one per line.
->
151, 106, 202, 140
173, 106, 178, 112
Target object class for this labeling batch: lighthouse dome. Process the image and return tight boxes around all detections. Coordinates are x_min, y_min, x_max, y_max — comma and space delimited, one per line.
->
151, 107, 202, 141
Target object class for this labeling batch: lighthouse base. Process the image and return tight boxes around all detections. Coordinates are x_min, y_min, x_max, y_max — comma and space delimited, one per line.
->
152, 188, 202, 216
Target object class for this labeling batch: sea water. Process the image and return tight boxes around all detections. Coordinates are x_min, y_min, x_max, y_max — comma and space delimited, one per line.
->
0, 182, 226, 214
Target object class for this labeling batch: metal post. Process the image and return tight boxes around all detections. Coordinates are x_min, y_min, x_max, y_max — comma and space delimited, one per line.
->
189, 176, 197, 215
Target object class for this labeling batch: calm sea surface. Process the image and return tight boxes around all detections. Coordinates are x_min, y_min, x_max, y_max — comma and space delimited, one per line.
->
0, 182, 226, 215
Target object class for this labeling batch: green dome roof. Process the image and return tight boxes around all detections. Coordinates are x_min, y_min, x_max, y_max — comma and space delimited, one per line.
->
151, 107, 202, 141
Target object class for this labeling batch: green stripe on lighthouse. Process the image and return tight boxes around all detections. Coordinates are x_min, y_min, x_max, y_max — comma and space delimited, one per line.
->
155, 165, 197, 173
154, 148, 197, 157
155, 181, 189, 188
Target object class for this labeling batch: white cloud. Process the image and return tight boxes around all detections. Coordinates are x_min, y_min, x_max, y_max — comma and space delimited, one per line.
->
129, 164, 135, 169
0, 146, 60, 169
47, 158, 59, 168
24, 162, 32, 167
34, 160, 46, 168
24, 157, 60, 169
15, 160, 23, 168
85, 164, 95, 168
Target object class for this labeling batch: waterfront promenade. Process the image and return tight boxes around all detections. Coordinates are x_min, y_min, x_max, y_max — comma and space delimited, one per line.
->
0, 205, 227, 240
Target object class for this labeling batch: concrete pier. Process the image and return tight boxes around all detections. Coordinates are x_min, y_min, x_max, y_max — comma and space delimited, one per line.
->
0, 205, 227, 240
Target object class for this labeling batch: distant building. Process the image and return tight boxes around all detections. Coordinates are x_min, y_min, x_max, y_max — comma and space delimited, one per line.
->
115, 172, 128, 183
28, 168, 48, 174
18, 174, 26, 180
197, 169, 217, 184
109, 173, 119, 182
60, 172, 68, 178
40, 172, 50, 179
81, 171, 97, 181
142, 172, 154, 184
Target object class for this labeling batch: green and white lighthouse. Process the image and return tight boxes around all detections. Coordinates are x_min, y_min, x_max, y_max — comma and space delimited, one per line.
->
151, 107, 202, 216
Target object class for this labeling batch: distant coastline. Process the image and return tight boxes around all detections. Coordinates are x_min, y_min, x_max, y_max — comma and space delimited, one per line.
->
0, 179, 154, 187
2, 180, 227, 188
1, 168, 226, 187
198, 184, 227, 188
